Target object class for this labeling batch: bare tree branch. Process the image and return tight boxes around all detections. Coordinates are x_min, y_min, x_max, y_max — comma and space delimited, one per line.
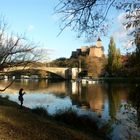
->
0, 80, 14, 92
55, 0, 140, 39
0, 18, 43, 92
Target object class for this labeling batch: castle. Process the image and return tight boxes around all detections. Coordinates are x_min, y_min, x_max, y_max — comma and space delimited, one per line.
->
70, 38, 104, 58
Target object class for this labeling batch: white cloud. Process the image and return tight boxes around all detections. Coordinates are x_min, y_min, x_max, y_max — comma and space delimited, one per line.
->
34, 47, 56, 62
117, 12, 126, 24
113, 12, 127, 40
27, 25, 35, 32
51, 14, 60, 21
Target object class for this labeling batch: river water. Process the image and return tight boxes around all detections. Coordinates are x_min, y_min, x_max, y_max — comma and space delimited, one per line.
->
0, 79, 140, 140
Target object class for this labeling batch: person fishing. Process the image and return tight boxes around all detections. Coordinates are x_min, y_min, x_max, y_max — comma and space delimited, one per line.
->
18, 88, 26, 108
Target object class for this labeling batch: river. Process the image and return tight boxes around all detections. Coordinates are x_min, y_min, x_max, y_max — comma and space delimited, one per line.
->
0, 79, 140, 140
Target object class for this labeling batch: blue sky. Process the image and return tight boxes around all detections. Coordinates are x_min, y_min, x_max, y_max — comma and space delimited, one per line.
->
0, 0, 129, 60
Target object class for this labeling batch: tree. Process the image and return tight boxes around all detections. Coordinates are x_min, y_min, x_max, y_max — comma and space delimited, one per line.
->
0, 18, 40, 91
125, 32, 140, 76
123, 7, 140, 51
135, 32, 140, 54
117, 6, 140, 76
107, 37, 121, 76
49, 57, 87, 68
55, 0, 140, 38
86, 56, 106, 77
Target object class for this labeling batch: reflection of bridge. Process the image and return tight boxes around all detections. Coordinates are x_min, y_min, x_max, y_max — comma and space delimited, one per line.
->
1, 66, 80, 80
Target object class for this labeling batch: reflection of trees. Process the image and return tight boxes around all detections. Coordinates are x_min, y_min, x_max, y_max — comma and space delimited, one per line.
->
0, 80, 68, 94
86, 56, 106, 77
87, 84, 107, 115
107, 84, 128, 121
108, 84, 121, 120
128, 85, 140, 127
70, 83, 90, 108
79, 84, 90, 108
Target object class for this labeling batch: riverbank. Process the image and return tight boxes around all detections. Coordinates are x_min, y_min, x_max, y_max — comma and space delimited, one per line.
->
80, 77, 140, 84
0, 96, 108, 140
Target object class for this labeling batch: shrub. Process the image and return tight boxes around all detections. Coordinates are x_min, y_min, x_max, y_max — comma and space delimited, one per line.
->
32, 107, 49, 117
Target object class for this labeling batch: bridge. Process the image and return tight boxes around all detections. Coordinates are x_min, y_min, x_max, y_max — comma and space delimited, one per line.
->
1, 66, 80, 80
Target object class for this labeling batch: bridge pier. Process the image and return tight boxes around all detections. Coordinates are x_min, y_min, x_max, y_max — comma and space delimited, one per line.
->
71, 68, 82, 80
4, 75, 8, 80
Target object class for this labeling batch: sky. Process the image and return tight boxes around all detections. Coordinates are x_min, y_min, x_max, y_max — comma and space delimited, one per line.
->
0, 0, 131, 61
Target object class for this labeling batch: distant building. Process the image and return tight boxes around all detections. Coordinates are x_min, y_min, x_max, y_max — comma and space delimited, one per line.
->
70, 38, 104, 58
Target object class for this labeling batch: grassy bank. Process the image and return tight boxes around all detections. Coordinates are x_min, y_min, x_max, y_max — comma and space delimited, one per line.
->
0, 96, 108, 140
32, 107, 105, 137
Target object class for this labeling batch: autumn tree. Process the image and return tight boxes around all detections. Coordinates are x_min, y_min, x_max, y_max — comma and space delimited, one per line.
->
85, 56, 106, 78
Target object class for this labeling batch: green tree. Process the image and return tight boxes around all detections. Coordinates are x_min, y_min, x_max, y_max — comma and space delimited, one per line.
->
107, 37, 121, 76
125, 32, 140, 76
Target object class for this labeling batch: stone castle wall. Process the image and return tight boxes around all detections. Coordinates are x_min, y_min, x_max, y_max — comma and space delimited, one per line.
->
89, 47, 104, 58
70, 38, 104, 58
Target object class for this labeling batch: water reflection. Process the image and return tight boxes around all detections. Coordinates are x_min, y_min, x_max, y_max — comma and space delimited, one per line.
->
1, 80, 140, 139
128, 84, 140, 126
0, 80, 130, 120
0, 80, 70, 95
86, 84, 107, 116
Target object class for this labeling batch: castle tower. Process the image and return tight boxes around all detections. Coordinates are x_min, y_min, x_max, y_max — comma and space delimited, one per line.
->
89, 38, 104, 58
96, 37, 103, 48
81, 46, 88, 52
